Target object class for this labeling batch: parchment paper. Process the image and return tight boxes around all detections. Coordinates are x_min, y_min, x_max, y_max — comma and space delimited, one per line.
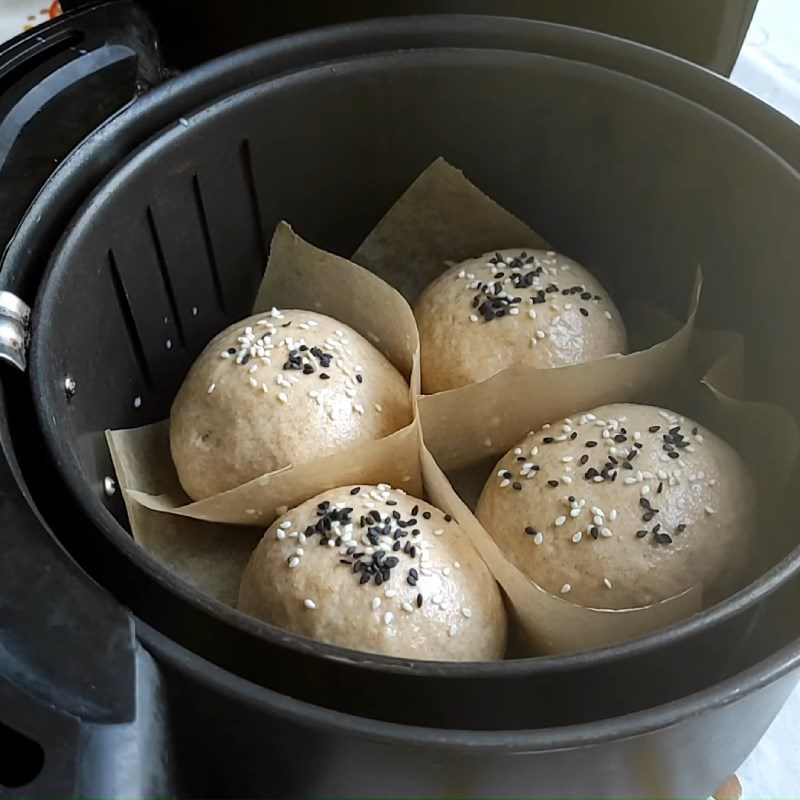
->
419, 335, 799, 654
353, 158, 701, 471
106, 224, 424, 603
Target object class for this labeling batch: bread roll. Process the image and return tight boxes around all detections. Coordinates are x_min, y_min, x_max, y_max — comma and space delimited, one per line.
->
239, 484, 507, 660
415, 249, 626, 393
170, 309, 412, 499
475, 403, 755, 609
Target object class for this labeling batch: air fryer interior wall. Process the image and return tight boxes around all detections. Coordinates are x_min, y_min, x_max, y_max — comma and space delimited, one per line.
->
25, 45, 800, 731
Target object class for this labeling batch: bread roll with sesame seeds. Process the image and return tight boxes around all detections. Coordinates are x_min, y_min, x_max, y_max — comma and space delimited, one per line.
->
238, 485, 507, 661
414, 249, 626, 393
475, 403, 756, 610
170, 310, 412, 499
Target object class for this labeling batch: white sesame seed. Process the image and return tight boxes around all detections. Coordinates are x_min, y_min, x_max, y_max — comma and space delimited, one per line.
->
402, 602, 414, 613
303, 598, 316, 610
593, 515, 604, 526
604, 311, 613, 320
705, 506, 716, 515
276, 530, 286, 540
560, 583, 571, 594
372, 597, 381, 610
462, 608, 473, 618
533, 532, 543, 545
562, 476, 573, 485
600, 528, 613, 538
536, 330, 546, 339
569, 508, 581, 518
561, 455, 574, 463
500, 479, 511, 488
454, 561, 461, 569
166, 339, 172, 350
609, 509, 618, 521
449, 625, 458, 637
249, 378, 258, 388
593, 476, 604, 482
624, 476, 637, 485
555, 516, 567, 526
207, 383, 216, 394
572, 532, 583, 543
432, 528, 443, 536
353, 403, 365, 415
641, 485, 650, 496
385, 589, 397, 599
103, 476, 116, 496
277, 392, 289, 404
384, 612, 394, 625
603, 577, 613, 589
288, 557, 300, 568
133, 396, 142, 408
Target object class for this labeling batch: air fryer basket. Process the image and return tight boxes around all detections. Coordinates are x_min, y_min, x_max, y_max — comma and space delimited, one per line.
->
26, 41, 800, 731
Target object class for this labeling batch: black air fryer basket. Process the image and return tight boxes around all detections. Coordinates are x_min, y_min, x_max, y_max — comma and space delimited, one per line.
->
3, 2, 800, 797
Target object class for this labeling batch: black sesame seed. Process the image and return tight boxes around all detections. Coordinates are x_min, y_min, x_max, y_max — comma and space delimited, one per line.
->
386, 500, 398, 506
657, 482, 663, 494
668, 451, 680, 459
392, 541, 401, 551
350, 487, 361, 495
409, 568, 419, 580
649, 425, 660, 433
412, 530, 420, 538
543, 436, 554, 444
580, 308, 589, 317
241, 354, 251, 365
384, 557, 399, 568
676, 524, 687, 533
590, 527, 599, 539
409, 546, 417, 558
655, 532, 673, 545
692, 427, 698, 435
652, 523, 661, 534
548, 480, 559, 487
444, 514, 452, 522
639, 498, 651, 510
319, 373, 330, 380
580, 455, 589, 465
636, 530, 648, 538
643, 511, 655, 522
512, 482, 523, 491
586, 441, 597, 448
585, 468, 599, 479
407, 576, 417, 587
411, 505, 419, 516
339, 559, 352, 565
525, 526, 537, 535
417, 593, 423, 608
423, 511, 432, 520
613, 434, 626, 443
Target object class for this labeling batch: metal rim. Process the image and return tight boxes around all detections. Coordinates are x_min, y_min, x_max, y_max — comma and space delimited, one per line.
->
29, 41, 800, 686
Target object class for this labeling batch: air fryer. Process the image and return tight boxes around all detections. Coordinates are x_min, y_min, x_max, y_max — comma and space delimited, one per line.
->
2, 3, 800, 798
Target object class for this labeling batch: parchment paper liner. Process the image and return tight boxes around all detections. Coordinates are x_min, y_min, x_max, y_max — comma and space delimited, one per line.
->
419, 327, 799, 653
353, 158, 701, 471
107, 225, 422, 600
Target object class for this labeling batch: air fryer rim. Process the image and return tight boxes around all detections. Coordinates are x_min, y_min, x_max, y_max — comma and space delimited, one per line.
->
137, 614, 800, 748
28, 43, 800, 681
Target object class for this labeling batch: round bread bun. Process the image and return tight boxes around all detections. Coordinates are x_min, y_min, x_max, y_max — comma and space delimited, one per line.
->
170, 310, 412, 499
414, 249, 626, 393
475, 403, 755, 609
238, 484, 507, 661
